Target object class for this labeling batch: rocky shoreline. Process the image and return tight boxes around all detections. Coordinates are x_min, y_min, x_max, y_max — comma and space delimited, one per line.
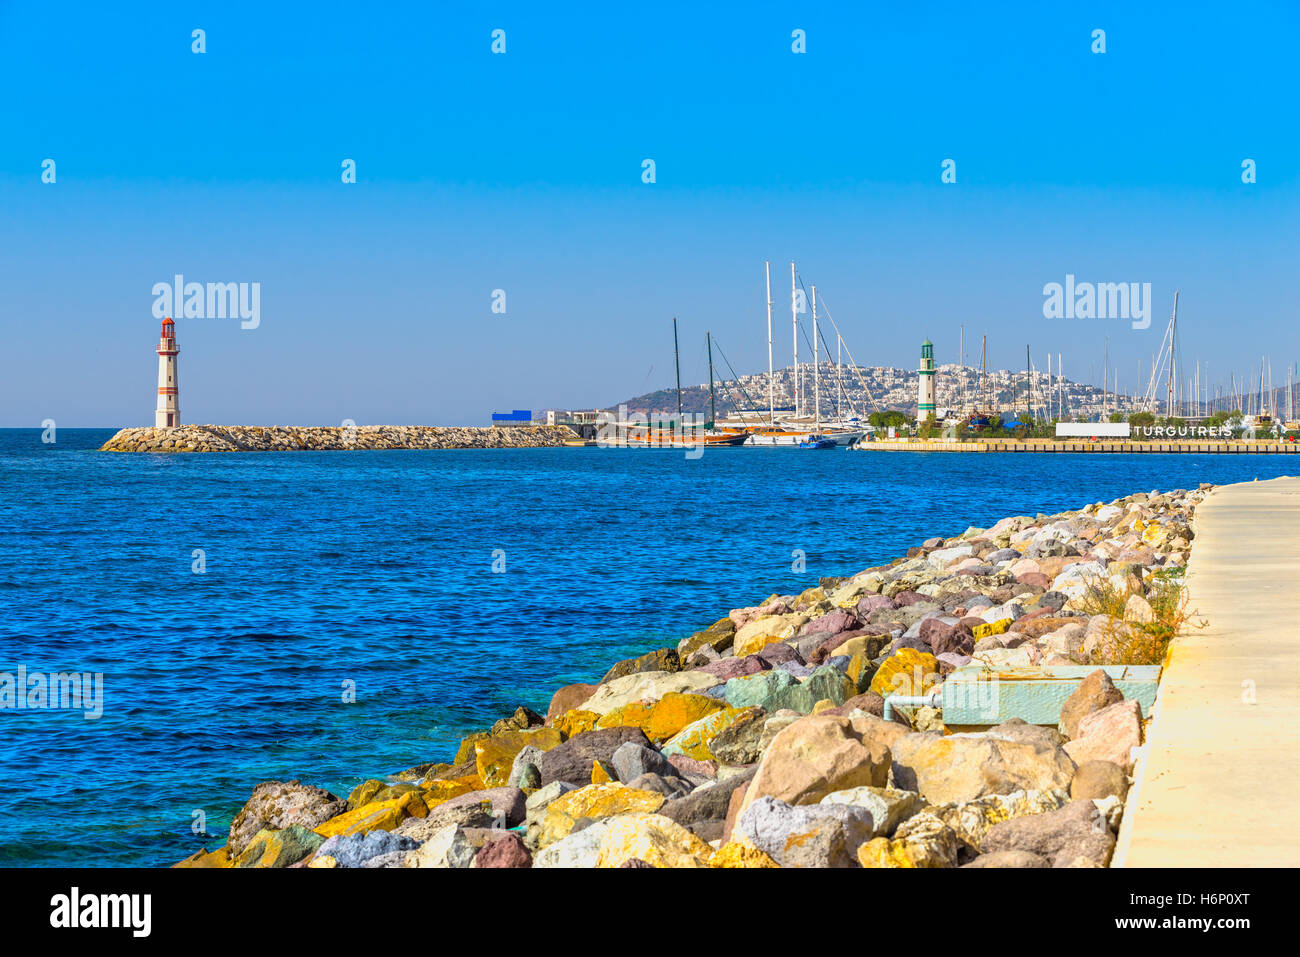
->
178, 485, 1208, 869
99, 424, 576, 453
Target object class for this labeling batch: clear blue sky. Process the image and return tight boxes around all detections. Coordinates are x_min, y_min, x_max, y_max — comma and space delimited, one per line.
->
2, 2, 1297, 426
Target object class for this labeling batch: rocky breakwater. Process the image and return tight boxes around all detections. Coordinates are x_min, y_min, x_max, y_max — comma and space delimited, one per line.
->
99, 424, 576, 453
178, 485, 1207, 869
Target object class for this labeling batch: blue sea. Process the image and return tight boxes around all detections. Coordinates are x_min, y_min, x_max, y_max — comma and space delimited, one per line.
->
0, 428, 1295, 866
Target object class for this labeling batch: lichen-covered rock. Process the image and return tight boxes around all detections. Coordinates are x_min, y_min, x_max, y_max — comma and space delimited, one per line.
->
888, 732, 1076, 805
736, 796, 876, 867
233, 824, 324, 869
869, 648, 939, 698
661, 705, 746, 760
475, 728, 564, 788
899, 788, 1069, 853
533, 820, 611, 868
538, 783, 666, 845
705, 706, 768, 764
709, 839, 781, 868
314, 791, 427, 839
980, 797, 1117, 867
595, 812, 714, 867
228, 780, 346, 857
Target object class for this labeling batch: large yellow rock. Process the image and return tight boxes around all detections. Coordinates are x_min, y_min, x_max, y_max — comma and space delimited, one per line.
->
475, 727, 563, 787
971, 618, 1012, 640
314, 791, 426, 838
596, 701, 655, 731
595, 693, 725, 743
857, 836, 952, 868
173, 847, 232, 868
643, 693, 727, 743
595, 813, 715, 868
869, 648, 939, 698
858, 810, 959, 867
423, 778, 480, 809
734, 631, 786, 658
553, 708, 600, 739
734, 614, 803, 657
539, 783, 666, 845
662, 705, 744, 760
710, 839, 780, 868
455, 732, 489, 764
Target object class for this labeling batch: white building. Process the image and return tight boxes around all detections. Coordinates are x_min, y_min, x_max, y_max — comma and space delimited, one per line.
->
155, 317, 180, 427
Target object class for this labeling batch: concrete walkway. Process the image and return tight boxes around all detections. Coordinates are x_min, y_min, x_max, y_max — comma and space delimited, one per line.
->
1115, 475, 1300, 866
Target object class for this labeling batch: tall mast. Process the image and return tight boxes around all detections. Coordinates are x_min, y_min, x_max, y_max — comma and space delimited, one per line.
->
1026, 344, 1031, 420
980, 335, 987, 408
765, 261, 774, 425
1058, 352, 1062, 418
673, 316, 682, 422
960, 325, 965, 410
707, 331, 716, 428
1103, 336, 1109, 417
836, 334, 843, 420
790, 262, 799, 418
811, 284, 820, 429
1047, 352, 1052, 420
1166, 292, 1178, 417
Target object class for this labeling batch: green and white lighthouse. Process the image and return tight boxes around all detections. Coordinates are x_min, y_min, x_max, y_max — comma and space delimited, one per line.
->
917, 339, 937, 421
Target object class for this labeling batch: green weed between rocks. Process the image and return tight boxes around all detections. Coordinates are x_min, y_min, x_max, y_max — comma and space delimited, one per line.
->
1077, 567, 1204, 666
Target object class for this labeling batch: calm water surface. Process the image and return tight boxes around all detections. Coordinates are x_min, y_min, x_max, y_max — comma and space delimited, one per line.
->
1, 428, 1294, 865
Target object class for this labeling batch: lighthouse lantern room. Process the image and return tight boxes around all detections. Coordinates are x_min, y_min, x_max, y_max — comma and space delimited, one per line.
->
155, 317, 180, 428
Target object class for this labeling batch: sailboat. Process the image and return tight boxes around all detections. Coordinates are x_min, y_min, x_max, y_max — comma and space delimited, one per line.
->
966, 334, 994, 430
624, 320, 749, 448
717, 262, 867, 446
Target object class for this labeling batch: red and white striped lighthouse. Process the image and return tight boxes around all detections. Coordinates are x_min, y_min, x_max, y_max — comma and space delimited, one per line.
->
155, 317, 180, 428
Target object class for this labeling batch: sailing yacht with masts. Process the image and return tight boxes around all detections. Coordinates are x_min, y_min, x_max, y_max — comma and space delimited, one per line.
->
623, 318, 750, 448
717, 261, 868, 446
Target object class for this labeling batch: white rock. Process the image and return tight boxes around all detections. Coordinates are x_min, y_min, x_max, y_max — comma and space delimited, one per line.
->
533, 820, 611, 868
820, 786, 922, 837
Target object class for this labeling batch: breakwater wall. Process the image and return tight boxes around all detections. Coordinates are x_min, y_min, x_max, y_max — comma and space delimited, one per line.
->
178, 485, 1206, 869
99, 425, 576, 453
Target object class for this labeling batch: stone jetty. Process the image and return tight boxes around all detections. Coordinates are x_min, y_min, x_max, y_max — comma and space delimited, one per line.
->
179, 485, 1207, 869
100, 424, 575, 453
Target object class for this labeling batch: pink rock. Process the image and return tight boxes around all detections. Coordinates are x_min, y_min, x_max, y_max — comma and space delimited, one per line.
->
698, 655, 768, 680
667, 754, 717, 779
1064, 699, 1143, 772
